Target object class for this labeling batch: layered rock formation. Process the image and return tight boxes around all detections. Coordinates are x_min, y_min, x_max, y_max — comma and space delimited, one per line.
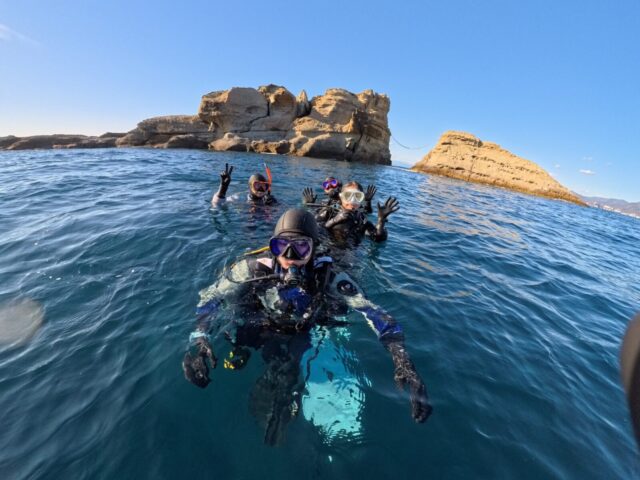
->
412, 131, 586, 205
1, 85, 392, 165
115, 115, 212, 149
198, 85, 391, 164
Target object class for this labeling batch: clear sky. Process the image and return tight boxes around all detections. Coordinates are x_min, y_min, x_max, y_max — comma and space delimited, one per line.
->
1, 0, 638, 201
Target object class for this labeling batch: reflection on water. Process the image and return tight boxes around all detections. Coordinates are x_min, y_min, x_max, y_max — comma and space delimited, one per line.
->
302, 326, 369, 446
0, 298, 44, 346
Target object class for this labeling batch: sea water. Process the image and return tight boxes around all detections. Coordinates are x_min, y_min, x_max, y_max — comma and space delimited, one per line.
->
0, 148, 639, 479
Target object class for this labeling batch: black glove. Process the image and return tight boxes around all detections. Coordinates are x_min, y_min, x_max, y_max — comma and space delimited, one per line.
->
364, 184, 377, 202
387, 341, 433, 423
217, 163, 233, 198
377, 197, 400, 222
183, 336, 217, 388
364, 185, 377, 213
302, 187, 317, 204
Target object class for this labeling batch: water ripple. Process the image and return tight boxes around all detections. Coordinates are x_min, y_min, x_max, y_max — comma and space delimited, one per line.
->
0, 149, 639, 479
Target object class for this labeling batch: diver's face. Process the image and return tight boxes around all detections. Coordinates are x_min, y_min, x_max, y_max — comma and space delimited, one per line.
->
323, 178, 340, 196
250, 186, 267, 198
341, 187, 362, 210
250, 180, 270, 198
277, 257, 309, 270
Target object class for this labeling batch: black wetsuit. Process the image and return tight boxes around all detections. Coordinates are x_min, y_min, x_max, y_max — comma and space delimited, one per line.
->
247, 192, 278, 206
321, 207, 388, 243
189, 253, 429, 442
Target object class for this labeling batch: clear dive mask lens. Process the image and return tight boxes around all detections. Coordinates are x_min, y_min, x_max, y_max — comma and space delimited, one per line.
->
339, 190, 365, 204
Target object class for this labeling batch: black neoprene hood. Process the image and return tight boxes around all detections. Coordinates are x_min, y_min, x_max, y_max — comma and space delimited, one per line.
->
273, 208, 319, 241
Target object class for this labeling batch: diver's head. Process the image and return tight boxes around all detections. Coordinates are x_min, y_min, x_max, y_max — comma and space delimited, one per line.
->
339, 181, 365, 211
249, 173, 270, 198
322, 177, 342, 200
270, 208, 318, 273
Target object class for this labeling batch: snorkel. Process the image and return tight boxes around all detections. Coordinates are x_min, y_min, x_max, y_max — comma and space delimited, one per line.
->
264, 163, 273, 194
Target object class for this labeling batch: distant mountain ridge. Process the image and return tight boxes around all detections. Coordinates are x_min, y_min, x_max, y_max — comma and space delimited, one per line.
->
580, 196, 640, 219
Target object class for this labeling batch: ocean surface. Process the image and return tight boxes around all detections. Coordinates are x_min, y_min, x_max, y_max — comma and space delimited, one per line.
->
1, 148, 639, 479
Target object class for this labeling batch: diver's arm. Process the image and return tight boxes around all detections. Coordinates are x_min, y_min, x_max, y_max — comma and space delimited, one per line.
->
365, 196, 400, 242
324, 208, 353, 229
363, 219, 388, 242
212, 163, 233, 205
183, 259, 251, 387
193, 258, 252, 336
329, 271, 433, 422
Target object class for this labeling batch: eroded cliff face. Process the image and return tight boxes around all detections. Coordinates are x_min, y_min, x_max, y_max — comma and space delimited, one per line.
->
198, 85, 391, 165
1, 85, 391, 164
412, 131, 586, 205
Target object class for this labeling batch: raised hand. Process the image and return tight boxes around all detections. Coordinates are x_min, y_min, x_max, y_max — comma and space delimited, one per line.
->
302, 187, 317, 204
364, 184, 377, 202
378, 196, 400, 221
220, 163, 233, 188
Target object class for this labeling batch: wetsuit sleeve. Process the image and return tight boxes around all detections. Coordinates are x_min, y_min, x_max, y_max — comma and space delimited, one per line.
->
328, 271, 402, 341
327, 270, 432, 422
192, 259, 253, 338
324, 209, 353, 230
363, 218, 388, 242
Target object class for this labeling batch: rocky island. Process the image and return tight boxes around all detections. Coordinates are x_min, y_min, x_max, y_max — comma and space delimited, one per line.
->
0, 85, 392, 165
412, 131, 586, 205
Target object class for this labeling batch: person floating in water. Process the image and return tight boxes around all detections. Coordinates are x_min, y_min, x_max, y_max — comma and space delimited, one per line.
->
211, 163, 277, 206
318, 181, 398, 243
182, 208, 431, 442
302, 176, 343, 207
303, 177, 377, 222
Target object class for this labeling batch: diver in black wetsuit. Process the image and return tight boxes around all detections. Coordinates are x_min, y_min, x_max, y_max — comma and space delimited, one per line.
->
320, 181, 398, 243
182, 208, 431, 443
302, 177, 342, 208
211, 163, 277, 206
302, 177, 377, 222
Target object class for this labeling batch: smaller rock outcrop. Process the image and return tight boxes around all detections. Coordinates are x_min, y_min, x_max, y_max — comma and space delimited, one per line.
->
412, 131, 586, 205
0, 133, 126, 150
115, 115, 213, 149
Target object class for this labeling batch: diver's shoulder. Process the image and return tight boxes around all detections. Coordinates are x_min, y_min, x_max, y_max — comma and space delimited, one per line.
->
246, 255, 275, 273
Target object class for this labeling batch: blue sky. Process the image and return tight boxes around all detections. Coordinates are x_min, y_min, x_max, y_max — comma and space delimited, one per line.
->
1, 0, 638, 200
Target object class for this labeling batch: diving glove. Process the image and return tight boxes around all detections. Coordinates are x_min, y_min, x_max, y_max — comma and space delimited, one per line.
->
217, 163, 233, 198
377, 197, 400, 222
302, 187, 317, 204
183, 335, 217, 388
386, 340, 433, 423
364, 184, 377, 213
